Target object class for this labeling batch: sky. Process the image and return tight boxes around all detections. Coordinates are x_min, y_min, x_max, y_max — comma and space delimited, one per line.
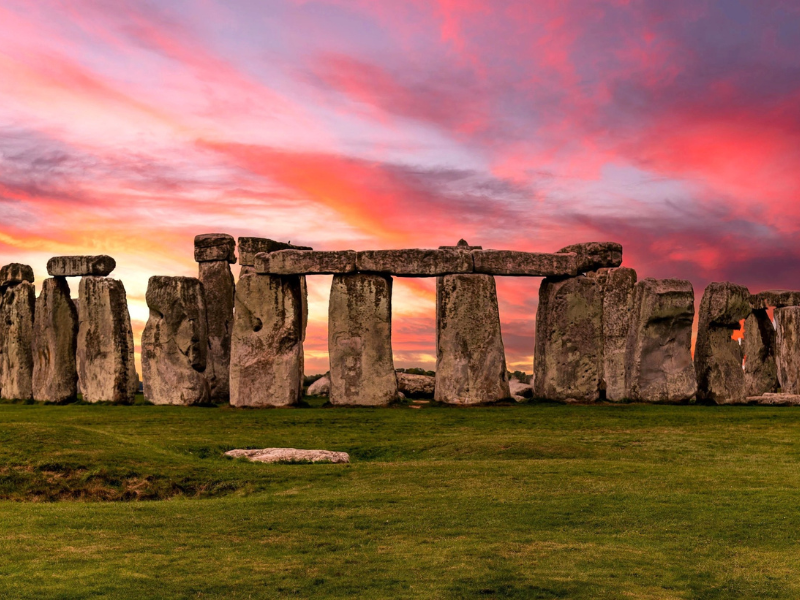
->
1, 0, 799, 375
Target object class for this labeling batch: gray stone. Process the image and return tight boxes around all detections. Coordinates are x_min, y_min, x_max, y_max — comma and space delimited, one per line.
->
198, 260, 235, 401
256, 250, 356, 275
440, 239, 482, 250
472, 250, 578, 277
558, 242, 623, 273
775, 306, 800, 394
46, 255, 116, 277
77, 276, 137, 403
509, 378, 533, 400
744, 310, 778, 397
238, 237, 311, 267
746, 393, 800, 406
0, 263, 34, 288
194, 233, 236, 263
307, 375, 330, 396
32, 278, 78, 403
750, 289, 800, 310
328, 274, 397, 406
695, 282, 751, 404
225, 448, 350, 464
436, 274, 510, 404
397, 372, 435, 398
625, 278, 696, 403
593, 267, 637, 401
230, 273, 304, 407
0, 282, 35, 400
141, 276, 209, 406
534, 276, 604, 402
357, 249, 472, 276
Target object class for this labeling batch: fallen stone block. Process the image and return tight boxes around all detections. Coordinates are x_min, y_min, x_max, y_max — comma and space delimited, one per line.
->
750, 289, 800, 310
746, 393, 800, 406
357, 249, 472, 276
0, 281, 35, 400
46, 255, 116, 277
32, 278, 78, 403
775, 306, 800, 394
558, 242, 623, 273
194, 233, 236, 263
744, 309, 778, 396
397, 371, 435, 398
472, 250, 577, 277
307, 375, 330, 396
509, 378, 533, 400
0, 263, 34, 288
238, 237, 311, 267
255, 250, 356, 275
198, 260, 235, 401
225, 448, 350, 463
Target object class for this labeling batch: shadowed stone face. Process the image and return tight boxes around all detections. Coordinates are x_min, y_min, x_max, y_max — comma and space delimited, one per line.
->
194, 234, 236, 263
750, 289, 800, 310
198, 261, 235, 401
472, 250, 578, 277
328, 273, 397, 406
775, 307, 800, 394
32, 278, 78, 403
435, 274, 509, 405
46, 255, 116, 277
230, 273, 304, 407
0, 281, 35, 400
558, 242, 623, 273
0, 263, 34, 288
744, 310, 778, 397
142, 276, 209, 406
77, 276, 137, 403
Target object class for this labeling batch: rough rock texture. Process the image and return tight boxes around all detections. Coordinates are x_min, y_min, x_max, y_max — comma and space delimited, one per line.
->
0, 263, 34, 288
0, 282, 35, 400
256, 250, 356, 275
141, 276, 209, 406
744, 309, 778, 397
77, 276, 137, 403
472, 250, 577, 277
32, 278, 78, 403
397, 372, 435, 398
625, 278, 696, 403
509, 378, 533, 400
436, 274, 510, 404
225, 448, 350, 463
328, 274, 397, 406
558, 242, 623, 273
746, 393, 800, 406
238, 237, 311, 267
194, 234, 236, 263
230, 273, 304, 407
750, 289, 800, 310
307, 376, 330, 396
534, 276, 604, 402
198, 260, 235, 401
357, 249, 473, 276
775, 306, 800, 394
46, 255, 116, 277
695, 282, 751, 404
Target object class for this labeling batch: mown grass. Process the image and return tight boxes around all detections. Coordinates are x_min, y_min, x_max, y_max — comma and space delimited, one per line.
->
1, 400, 800, 598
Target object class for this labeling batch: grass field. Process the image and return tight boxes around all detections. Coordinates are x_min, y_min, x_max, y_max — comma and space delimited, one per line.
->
2, 399, 800, 599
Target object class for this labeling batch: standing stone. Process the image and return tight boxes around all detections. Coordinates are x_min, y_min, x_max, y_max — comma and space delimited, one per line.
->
142, 276, 210, 405
744, 309, 778, 396
230, 273, 304, 407
695, 282, 751, 404
32, 278, 78, 403
534, 275, 604, 402
436, 273, 510, 404
77, 276, 137, 403
0, 263, 34, 288
625, 278, 696, 403
328, 273, 397, 406
775, 307, 800, 394
0, 281, 35, 400
194, 234, 236, 264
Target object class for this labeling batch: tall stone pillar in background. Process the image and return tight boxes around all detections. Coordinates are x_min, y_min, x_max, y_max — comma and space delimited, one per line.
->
328, 273, 397, 406
775, 306, 800, 394
0, 264, 35, 400
744, 309, 778, 396
195, 234, 236, 402
32, 277, 78, 403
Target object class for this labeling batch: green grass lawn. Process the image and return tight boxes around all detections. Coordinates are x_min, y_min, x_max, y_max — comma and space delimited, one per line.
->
2, 399, 800, 599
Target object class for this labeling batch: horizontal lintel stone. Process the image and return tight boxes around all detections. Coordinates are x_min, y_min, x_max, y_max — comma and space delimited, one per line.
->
255, 250, 356, 275
472, 250, 578, 277
47, 256, 115, 277
194, 233, 236, 263
750, 289, 800, 310
0, 263, 34, 287
238, 237, 312, 267
356, 249, 473, 277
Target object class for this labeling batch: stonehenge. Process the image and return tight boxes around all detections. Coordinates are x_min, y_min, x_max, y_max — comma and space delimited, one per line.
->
47, 255, 116, 277
32, 277, 78, 403
0, 275, 36, 400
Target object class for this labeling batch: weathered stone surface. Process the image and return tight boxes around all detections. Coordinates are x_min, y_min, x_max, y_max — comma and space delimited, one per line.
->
0, 282, 35, 400
141, 276, 209, 406
775, 306, 800, 394
472, 250, 578, 277
256, 250, 356, 275
534, 276, 604, 402
625, 278, 696, 403
744, 309, 778, 396
558, 242, 623, 273
307, 375, 330, 396
746, 393, 800, 406
750, 289, 800, 310
695, 282, 751, 404
32, 278, 78, 403
77, 276, 137, 403
46, 255, 115, 277
397, 372, 435, 398
238, 237, 311, 267
0, 263, 34, 288
509, 378, 533, 400
328, 274, 397, 406
225, 448, 350, 463
198, 261, 234, 401
436, 274, 510, 404
440, 239, 482, 251
194, 233, 236, 263
357, 249, 472, 276
230, 273, 304, 407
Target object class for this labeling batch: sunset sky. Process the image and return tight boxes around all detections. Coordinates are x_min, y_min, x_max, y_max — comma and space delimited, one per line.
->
1, 0, 799, 374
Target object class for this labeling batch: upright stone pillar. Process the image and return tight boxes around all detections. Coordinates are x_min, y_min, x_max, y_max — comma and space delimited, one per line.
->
625, 278, 696, 403
744, 309, 778, 396
694, 282, 750, 403
775, 307, 800, 394
142, 276, 210, 405
77, 276, 137, 403
0, 264, 35, 400
32, 277, 78, 403
230, 273, 304, 407
328, 273, 397, 406
195, 234, 236, 402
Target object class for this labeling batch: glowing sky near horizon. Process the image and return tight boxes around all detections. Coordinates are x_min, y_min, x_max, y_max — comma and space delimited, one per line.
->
1, 0, 799, 374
